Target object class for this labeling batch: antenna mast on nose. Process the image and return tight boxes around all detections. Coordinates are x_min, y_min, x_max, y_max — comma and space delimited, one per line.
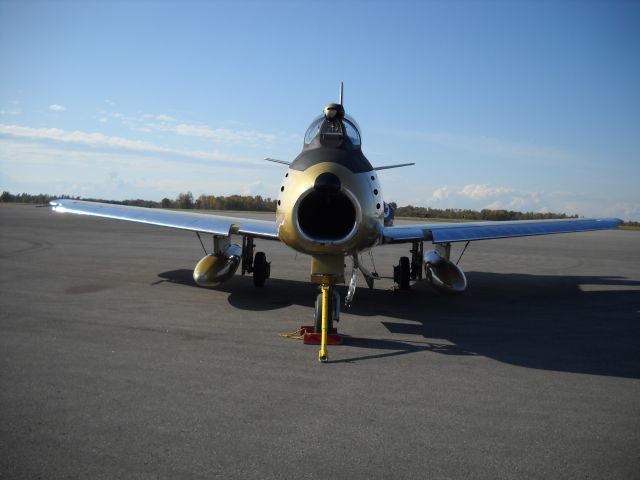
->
339, 82, 344, 106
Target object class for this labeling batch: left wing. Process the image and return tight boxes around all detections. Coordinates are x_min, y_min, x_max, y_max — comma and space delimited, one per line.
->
50, 199, 279, 240
380, 217, 622, 244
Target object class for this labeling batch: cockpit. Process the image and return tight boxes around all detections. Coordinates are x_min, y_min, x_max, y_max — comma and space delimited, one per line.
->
290, 102, 372, 173
303, 111, 362, 147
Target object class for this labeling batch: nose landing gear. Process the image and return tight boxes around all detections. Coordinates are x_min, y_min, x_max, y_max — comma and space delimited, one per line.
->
301, 274, 344, 362
313, 288, 340, 333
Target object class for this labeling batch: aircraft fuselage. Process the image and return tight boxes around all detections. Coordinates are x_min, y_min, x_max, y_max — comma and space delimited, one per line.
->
275, 104, 383, 259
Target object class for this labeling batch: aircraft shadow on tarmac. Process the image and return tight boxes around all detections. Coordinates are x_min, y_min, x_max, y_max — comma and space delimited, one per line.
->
156, 269, 640, 378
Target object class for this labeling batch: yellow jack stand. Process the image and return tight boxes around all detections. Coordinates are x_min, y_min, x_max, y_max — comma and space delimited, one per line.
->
319, 284, 330, 363
307, 273, 342, 363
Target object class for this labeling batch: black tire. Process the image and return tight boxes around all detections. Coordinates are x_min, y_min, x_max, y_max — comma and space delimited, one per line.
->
314, 293, 323, 333
397, 256, 410, 290
313, 290, 339, 333
253, 251, 268, 287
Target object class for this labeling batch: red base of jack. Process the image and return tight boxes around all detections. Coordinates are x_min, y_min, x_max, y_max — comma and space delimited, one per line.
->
300, 326, 343, 345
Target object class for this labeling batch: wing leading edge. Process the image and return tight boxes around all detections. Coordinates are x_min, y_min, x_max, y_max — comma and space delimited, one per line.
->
380, 217, 622, 244
50, 199, 279, 240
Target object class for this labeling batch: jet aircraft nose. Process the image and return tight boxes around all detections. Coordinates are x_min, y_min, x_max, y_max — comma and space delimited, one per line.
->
314, 172, 341, 192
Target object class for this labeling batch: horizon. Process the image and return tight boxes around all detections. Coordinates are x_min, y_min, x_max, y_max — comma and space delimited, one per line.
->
1, 1, 638, 221
2, 191, 625, 224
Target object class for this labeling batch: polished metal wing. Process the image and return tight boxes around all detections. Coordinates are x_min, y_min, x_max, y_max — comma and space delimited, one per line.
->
380, 217, 622, 244
50, 199, 279, 240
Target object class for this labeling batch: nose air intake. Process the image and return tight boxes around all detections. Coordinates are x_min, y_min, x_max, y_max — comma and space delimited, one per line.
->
297, 173, 357, 242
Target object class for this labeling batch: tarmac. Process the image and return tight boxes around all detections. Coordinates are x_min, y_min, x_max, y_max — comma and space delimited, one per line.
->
1, 203, 639, 479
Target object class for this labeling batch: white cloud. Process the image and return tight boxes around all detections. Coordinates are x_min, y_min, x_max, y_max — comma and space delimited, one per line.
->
431, 185, 449, 201
242, 180, 266, 195
0, 109, 21, 116
48, 104, 66, 112
97, 108, 280, 146
0, 138, 281, 201
2, 123, 173, 152
175, 123, 276, 145
604, 201, 640, 219
0, 123, 258, 166
460, 184, 514, 199
507, 196, 527, 210
147, 113, 175, 122
386, 179, 640, 220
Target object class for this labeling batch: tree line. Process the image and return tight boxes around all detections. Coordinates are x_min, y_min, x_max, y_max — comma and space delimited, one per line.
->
0, 191, 277, 212
389, 203, 579, 222
2, 190, 637, 227
168, 192, 277, 212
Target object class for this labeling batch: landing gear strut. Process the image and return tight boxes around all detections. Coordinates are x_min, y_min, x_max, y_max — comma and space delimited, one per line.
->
410, 241, 423, 280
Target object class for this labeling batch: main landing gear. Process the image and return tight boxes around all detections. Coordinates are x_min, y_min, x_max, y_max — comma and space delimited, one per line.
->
242, 236, 270, 287
393, 241, 424, 290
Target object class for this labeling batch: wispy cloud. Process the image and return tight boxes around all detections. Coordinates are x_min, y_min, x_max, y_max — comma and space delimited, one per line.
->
421, 182, 550, 213
145, 113, 175, 122
175, 123, 276, 145
411, 131, 576, 163
0, 138, 281, 200
460, 184, 514, 199
97, 108, 280, 146
96, 110, 176, 131
48, 104, 66, 112
431, 185, 449, 201
2, 123, 177, 153
0, 123, 259, 166
605, 201, 640, 218
0, 109, 22, 116
418, 182, 635, 218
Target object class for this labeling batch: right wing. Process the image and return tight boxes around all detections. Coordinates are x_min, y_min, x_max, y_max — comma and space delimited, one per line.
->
50, 199, 279, 240
380, 217, 622, 244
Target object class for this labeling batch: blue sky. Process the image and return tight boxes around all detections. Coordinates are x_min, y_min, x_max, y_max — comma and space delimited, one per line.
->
1, 0, 638, 220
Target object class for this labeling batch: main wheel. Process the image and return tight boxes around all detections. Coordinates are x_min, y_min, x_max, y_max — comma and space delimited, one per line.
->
252, 251, 269, 287
395, 256, 411, 290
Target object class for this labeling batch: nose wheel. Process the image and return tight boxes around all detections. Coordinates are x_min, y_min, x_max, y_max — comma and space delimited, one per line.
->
302, 275, 344, 362
313, 288, 340, 334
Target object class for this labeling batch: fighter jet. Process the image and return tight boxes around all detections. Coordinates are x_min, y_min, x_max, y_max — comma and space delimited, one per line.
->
50, 85, 621, 360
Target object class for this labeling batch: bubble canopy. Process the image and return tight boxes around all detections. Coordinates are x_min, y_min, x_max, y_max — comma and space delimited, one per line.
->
303, 114, 361, 146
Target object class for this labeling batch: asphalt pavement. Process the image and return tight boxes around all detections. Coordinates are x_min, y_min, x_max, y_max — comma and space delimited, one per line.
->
1, 204, 639, 479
